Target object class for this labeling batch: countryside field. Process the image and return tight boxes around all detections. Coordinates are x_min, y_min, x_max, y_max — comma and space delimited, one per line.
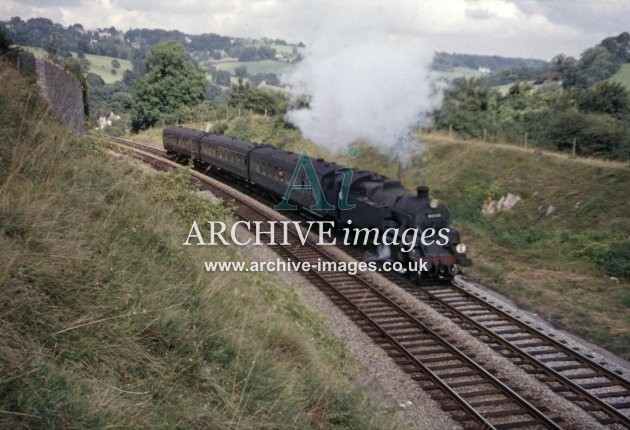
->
79, 52, 132, 84
21, 45, 132, 84
212, 58, 296, 75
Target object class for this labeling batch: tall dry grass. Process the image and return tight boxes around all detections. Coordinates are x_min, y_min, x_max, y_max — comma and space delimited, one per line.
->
0, 64, 403, 429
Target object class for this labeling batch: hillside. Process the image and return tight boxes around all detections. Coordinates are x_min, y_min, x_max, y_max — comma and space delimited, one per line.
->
0, 64, 401, 428
415, 133, 630, 357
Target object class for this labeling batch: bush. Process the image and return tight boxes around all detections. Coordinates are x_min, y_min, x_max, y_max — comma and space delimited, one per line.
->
598, 241, 630, 278
211, 122, 228, 134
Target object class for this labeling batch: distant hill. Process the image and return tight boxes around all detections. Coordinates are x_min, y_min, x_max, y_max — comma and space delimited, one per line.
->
433, 52, 546, 74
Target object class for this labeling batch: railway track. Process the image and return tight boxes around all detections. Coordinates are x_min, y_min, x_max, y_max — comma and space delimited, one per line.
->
109, 137, 629, 428
393, 276, 630, 428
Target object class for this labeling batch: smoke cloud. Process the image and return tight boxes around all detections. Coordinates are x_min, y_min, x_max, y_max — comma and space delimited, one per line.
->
283, 17, 442, 163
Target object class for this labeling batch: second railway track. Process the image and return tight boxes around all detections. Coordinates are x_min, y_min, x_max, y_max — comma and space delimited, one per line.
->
110, 137, 630, 429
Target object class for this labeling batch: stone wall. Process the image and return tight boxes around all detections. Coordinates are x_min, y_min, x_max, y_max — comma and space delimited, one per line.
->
35, 58, 86, 135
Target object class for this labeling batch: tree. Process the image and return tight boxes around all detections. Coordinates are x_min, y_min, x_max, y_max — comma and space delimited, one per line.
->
577, 81, 629, 119
228, 80, 286, 115
131, 41, 207, 131
111, 58, 120, 69
213, 69, 232, 87
234, 65, 248, 77
543, 110, 625, 156
571, 46, 619, 88
0, 27, 23, 67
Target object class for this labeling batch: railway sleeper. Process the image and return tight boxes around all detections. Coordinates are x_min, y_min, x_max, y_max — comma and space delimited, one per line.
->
494, 418, 547, 430
536, 354, 569, 363
610, 400, 630, 409
416, 354, 456, 364
550, 363, 584, 372
514, 341, 550, 351
400, 340, 437, 350
459, 387, 503, 398
481, 321, 512, 329
594, 389, 630, 398
434, 370, 477, 379
468, 397, 516, 408
481, 407, 527, 418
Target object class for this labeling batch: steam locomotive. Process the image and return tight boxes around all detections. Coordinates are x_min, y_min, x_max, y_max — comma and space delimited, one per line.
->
163, 126, 470, 280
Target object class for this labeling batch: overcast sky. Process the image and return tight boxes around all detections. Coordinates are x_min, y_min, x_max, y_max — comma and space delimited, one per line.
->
2, 0, 629, 60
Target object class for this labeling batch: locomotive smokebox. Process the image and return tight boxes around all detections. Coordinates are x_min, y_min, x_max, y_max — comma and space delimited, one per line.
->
416, 186, 429, 200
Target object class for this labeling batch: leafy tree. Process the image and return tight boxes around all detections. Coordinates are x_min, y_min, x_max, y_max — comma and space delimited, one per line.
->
0, 27, 23, 67
131, 41, 207, 130
228, 79, 286, 115
577, 81, 629, 119
213, 69, 232, 86
543, 111, 625, 156
250, 72, 280, 87
0, 28, 14, 54
234, 65, 248, 77
600, 32, 630, 63
571, 46, 619, 88
434, 78, 500, 138
111, 58, 120, 69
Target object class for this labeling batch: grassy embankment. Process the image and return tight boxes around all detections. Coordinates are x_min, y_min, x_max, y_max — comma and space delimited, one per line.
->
417, 133, 630, 357
129, 112, 630, 358
0, 65, 405, 428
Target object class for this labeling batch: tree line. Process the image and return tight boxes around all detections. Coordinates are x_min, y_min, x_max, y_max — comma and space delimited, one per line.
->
435, 33, 630, 160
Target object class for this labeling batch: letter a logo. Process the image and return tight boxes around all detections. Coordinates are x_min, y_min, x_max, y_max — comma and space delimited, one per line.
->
274, 150, 335, 210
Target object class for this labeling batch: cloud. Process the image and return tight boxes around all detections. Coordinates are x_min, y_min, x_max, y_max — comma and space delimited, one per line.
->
465, 7, 496, 20
2, 0, 629, 58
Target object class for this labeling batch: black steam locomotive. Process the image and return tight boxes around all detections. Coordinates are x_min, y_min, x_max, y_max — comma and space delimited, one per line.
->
163, 126, 470, 280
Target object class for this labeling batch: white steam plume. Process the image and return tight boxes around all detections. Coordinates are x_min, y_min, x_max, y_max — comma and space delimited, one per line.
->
283, 18, 442, 163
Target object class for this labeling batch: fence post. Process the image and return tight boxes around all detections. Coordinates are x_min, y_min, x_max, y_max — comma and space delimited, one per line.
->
448, 124, 452, 137
483, 128, 487, 142
572, 137, 576, 156
524, 132, 528, 149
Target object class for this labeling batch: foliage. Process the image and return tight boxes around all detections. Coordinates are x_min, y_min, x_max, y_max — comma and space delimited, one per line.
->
435, 59, 630, 160
131, 42, 207, 131
598, 242, 630, 278
212, 69, 231, 86
570, 46, 620, 88
250, 72, 281, 87
228, 79, 287, 115
542, 110, 625, 156
0, 27, 33, 74
577, 81, 629, 119
433, 51, 546, 72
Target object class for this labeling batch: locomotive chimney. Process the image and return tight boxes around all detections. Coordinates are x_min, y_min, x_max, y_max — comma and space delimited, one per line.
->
416, 186, 429, 200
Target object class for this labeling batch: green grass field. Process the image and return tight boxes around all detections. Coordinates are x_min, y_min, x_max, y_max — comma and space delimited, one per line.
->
212, 58, 295, 75
609, 63, 630, 89
436, 66, 484, 81
78, 52, 132, 84
21, 45, 132, 84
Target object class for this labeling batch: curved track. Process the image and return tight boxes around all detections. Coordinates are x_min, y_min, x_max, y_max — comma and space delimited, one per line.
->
109, 137, 629, 429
